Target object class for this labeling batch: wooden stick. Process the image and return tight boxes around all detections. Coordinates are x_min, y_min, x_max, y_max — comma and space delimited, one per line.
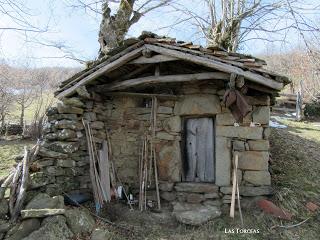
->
0, 173, 14, 199
230, 154, 238, 218
234, 153, 243, 225
152, 97, 161, 210
11, 147, 30, 222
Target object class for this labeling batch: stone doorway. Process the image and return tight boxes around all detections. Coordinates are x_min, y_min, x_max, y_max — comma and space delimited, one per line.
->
183, 117, 215, 182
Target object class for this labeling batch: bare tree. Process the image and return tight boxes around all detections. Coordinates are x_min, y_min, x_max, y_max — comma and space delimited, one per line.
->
0, 0, 49, 33
167, 0, 320, 52
68, 0, 172, 56
0, 64, 14, 129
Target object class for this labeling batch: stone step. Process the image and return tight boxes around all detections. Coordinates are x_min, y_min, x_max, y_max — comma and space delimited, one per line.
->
174, 182, 219, 193
21, 209, 65, 219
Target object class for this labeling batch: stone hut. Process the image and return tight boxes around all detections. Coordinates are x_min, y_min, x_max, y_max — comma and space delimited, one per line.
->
34, 34, 289, 214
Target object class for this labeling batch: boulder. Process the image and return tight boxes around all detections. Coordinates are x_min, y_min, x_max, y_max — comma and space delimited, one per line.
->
44, 141, 79, 154
90, 228, 113, 240
220, 186, 273, 196
83, 112, 97, 121
216, 126, 263, 140
216, 113, 236, 126
29, 173, 55, 189
0, 199, 8, 219
56, 159, 76, 168
174, 94, 221, 116
45, 129, 77, 141
48, 114, 78, 122
248, 140, 269, 151
55, 120, 83, 130
0, 220, 10, 233
156, 132, 175, 141
252, 106, 270, 125
215, 137, 231, 186
90, 121, 104, 129
56, 102, 83, 115
237, 151, 269, 171
5, 219, 40, 240
62, 98, 84, 108
186, 193, 205, 203
158, 141, 181, 182
76, 86, 91, 99
243, 171, 271, 186
163, 116, 181, 133
38, 147, 68, 158
174, 183, 218, 193
173, 204, 221, 226
65, 208, 95, 235
157, 106, 173, 114
25, 193, 64, 210
21, 215, 73, 240
160, 192, 176, 202
159, 182, 174, 192
21, 209, 65, 219
46, 107, 58, 116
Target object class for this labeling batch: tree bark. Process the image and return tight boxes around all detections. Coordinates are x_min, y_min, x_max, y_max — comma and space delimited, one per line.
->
98, 0, 141, 56
19, 103, 25, 127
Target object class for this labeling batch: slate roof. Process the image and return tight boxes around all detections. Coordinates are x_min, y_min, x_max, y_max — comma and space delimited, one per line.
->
56, 32, 290, 98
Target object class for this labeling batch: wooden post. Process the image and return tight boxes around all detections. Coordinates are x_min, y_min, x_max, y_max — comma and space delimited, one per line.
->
296, 80, 304, 121
230, 154, 239, 218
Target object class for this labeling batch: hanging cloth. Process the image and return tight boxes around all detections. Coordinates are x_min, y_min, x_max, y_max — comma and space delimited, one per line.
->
223, 89, 251, 123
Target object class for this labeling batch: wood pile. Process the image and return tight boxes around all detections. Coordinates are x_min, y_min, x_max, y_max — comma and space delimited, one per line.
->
82, 119, 113, 212
0, 141, 40, 222
139, 96, 161, 211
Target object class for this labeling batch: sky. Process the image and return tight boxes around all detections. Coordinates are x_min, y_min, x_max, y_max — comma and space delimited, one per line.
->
0, 0, 318, 68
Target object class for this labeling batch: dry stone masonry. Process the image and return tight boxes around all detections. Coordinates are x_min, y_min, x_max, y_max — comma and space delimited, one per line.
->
28, 80, 274, 224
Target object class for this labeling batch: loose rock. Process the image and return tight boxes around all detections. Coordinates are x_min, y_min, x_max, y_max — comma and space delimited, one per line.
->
0, 199, 8, 219
5, 219, 40, 240
25, 193, 64, 210
21, 215, 73, 240
21, 209, 65, 219
65, 208, 95, 235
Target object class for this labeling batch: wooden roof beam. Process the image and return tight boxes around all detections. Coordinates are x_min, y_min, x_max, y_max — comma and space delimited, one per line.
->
95, 72, 230, 91
145, 44, 283, 91
129, 54, 179, 64
56, 46, 145, 99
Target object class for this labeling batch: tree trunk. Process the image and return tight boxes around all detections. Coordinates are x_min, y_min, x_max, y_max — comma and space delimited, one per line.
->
20, 103, 25, 127
98, 0, 140, 57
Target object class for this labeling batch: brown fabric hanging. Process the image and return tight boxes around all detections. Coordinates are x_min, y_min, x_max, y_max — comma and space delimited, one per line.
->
223, 89, 251, 123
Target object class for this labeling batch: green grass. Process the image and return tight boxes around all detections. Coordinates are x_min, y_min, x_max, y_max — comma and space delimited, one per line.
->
0, 139, 34, 177
6, 92, 55, 124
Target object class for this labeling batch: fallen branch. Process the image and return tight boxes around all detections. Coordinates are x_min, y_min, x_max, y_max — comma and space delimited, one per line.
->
271, 217, 311, 230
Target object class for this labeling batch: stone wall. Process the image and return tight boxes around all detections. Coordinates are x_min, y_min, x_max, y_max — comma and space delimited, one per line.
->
31, 83, 273, 211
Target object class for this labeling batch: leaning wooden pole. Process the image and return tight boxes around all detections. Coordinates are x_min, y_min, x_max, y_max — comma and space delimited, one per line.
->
152, 96, 161, 210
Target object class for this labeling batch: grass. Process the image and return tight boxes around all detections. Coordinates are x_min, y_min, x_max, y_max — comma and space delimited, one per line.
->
6, 92, 55, 124
0, 139, 34, 177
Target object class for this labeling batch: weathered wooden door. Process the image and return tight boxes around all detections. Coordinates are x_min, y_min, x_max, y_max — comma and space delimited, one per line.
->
185, 118, 215, 182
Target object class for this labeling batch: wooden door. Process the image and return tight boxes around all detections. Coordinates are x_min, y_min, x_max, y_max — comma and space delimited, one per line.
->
185, 118, 215, 182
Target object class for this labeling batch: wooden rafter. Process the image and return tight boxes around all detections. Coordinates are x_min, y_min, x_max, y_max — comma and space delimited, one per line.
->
95, 72, 229, 91
145, 44, 283, 90
56, 46, 145, 99
129, 54, 179, 64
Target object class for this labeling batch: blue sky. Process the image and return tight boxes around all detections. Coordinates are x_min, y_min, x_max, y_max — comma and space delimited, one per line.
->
0, 0, 317, 68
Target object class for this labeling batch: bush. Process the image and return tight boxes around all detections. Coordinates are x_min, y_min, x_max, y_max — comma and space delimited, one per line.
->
304, 101, 320, 118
